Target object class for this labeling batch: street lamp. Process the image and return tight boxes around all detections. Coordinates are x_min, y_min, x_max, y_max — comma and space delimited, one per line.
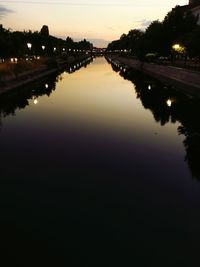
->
27, 42, 32, 50
172, 44, 180, 51
53, 47, 57, 52
172, 43, 186, 64
42, 45, 45, 50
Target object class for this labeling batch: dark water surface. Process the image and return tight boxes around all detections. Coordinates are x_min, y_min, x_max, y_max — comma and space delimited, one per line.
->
1, 57, 200, 266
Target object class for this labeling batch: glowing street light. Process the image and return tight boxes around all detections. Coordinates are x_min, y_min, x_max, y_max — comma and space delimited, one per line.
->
10, 58, 18, 63
172, 43, 185, 54
172, 44, 180, 51
27, 42, 32, 50
42, 45, 46, 50
53, 47, 57, 52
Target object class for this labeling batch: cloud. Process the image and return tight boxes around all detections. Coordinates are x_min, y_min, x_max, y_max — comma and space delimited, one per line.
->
74, 37, 109, 47
57, 34, 109, 48
87, 38, 109, 47
0, 5, 13, 19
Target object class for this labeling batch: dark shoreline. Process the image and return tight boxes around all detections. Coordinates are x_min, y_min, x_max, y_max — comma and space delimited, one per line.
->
108, 55, 200, 98
0, 55, 91, 96
0, 68, 58, 96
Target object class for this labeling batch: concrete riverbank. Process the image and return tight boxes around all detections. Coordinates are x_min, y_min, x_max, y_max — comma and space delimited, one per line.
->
109, 55, 200, 97
0, 55, 91, 96
0, 68, 57, 96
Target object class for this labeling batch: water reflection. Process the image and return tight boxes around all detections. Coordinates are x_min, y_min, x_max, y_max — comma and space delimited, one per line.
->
0, 57, 93, 119
1, 57, 200, 266
0, 75, 57, 118
108, 58, 200, 181
65, 56, 93, 74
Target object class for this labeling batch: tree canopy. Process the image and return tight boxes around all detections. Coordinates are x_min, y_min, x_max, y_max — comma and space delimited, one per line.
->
0, 25, 93, 58
107, 6, 200, 59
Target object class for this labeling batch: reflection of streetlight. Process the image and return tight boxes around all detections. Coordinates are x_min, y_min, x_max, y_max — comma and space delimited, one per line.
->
34, 99, 38, 105
166, 99, 172, 107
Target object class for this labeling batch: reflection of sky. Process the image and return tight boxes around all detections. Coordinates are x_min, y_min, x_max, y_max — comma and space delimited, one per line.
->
1, 57, 199, 198
1, 0, 188, 46
1, 58, 200, 266
2, 57, 184, 153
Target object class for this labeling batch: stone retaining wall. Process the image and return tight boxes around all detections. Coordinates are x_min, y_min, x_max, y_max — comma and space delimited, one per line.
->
111, 56, 200, 97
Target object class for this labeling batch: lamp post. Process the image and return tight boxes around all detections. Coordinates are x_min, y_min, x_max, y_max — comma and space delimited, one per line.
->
172, 43, 186, 66
41, 45, 46, 56
27, 43, 32, 58
172, 43, 180, 64
27, 42, 32, 50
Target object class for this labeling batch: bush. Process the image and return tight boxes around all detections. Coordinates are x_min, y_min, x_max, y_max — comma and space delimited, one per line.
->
145, 53, 158, 62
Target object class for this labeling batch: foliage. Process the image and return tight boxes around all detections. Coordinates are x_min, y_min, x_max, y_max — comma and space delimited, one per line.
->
107, 5, 200, 59
0, 24, 93, 59
145, 53, 158, 62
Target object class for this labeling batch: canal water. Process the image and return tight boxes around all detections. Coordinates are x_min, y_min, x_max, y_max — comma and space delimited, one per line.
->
0, 57, 200, 266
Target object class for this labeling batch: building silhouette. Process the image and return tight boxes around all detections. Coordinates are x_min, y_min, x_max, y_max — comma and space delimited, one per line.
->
185, 0, 200, 24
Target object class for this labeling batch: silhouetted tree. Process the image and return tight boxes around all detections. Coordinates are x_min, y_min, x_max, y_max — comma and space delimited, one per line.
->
40, 25, 49, 37
0, 24, 93, 58
107, 5, 199, 59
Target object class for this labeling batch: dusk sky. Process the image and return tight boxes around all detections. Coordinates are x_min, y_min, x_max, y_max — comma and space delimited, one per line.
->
0, 0, 188, 46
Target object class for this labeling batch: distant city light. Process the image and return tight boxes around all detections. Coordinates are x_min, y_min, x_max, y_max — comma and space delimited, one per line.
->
54, 47, 57, 52
45, 83, 49, 89
148, 85, 151, 90
42, 45, 45, 50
